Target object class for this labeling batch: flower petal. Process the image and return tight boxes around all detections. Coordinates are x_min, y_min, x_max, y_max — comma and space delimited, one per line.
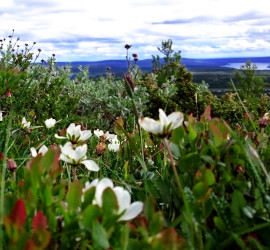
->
84, 179, 99, 192
73, 144, 87, 162
55, 134, 67, 139
67, 123, 76, 135
59, 153, 72, 164
118, 201, 143, 221
159, 109, 168, 125
167, 111, 184, 130
82, 160, 100, 171
94, 129, 104, 138
30, 147, 37, 157
139, 117, 162, 134
113, 187, 131, 213
95, 178, 114, 207
38, 145, 48, 155
80, 130, 92, 141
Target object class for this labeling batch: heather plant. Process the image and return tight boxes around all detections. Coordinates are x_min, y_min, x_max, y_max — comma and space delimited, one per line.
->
74, 66, 149, 131
0, 30, 41, 72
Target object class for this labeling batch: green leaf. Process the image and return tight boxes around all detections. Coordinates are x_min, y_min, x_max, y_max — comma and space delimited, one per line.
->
204, 169, 215, 186
200, 155, 215, 165
209, 123, 224, 147
154, 178, 171, 204
213, 216, 226, 232
194, 122, 204, 133
149, 212, 164, 235
193, 182, 209, 201
42, 185, 52, 207
66, 181, 82, 212
41, 148, 60, 173
102, 188, 119, 227
145, 181, 160, 200
169, 142, 180, 159
171, 126, 185, 145
143, 196, 156, 221
230, 190, 246, 221
92, 220, 110, 249
82, 205, 101, 230
187, 124, 197, 141
178, 152, 201, 173
82, 187, 96, 210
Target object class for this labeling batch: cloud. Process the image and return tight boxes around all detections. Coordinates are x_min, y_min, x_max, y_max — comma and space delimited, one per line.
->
40, 36, 121, 44
152, 16, 215, 25
224, 11, 269, 22
1, 0, 270, 61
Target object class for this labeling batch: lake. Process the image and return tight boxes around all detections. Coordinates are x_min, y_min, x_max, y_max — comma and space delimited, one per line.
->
223, 63, 270, 70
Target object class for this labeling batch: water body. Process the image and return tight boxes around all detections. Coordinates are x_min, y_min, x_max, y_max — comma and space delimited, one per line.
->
223, 63, 270, 70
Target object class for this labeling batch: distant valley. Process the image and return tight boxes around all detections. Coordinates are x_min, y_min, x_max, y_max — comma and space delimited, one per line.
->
51, 57, 270, 96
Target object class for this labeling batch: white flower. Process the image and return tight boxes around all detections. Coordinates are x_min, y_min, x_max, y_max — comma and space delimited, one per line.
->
263, 112, 270, 121
0, 111, 3, 122
45, 118, 56, 128
22, 117, 31, 129
94, 129, 104, 138
30, 145, 48, 157
59, 142, 99, 171
108, 138, 120, 152
139, 109, 184, 137
55, 123, 92, 143
94, 129, 117, 141
85, 178, 143, 221
105, 131, 117, 140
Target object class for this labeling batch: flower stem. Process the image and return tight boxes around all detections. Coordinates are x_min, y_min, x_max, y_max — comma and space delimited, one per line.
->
163, 138, 195, 249
73, 166, 77, 182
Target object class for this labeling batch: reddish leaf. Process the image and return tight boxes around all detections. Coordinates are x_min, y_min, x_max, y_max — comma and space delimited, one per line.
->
32, 211, 48, 232
9, 199, 27, 228
24, 240, 35, 250
0, 152, 4, 160
159, 227, 186, 249
200, 105, 211, 122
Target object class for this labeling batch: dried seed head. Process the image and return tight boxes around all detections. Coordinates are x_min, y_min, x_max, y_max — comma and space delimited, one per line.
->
95, 142, 107, 156
125, 44, 131, 49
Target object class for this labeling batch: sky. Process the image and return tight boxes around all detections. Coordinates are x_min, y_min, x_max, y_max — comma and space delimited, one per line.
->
1, 0, 270, 62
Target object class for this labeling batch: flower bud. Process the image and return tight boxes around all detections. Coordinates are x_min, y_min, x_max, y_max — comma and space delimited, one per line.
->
7, 158, 17, 172
124, 74, 134, 92
124, 44, 132, 49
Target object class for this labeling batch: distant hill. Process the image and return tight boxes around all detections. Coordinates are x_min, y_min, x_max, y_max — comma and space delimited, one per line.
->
50, 57, 270, 77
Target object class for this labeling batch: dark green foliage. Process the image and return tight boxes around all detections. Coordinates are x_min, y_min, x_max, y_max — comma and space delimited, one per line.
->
232, 61, 268, 99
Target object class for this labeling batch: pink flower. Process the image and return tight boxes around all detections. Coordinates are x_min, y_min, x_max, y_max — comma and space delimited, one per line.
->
7, 92, 11, 97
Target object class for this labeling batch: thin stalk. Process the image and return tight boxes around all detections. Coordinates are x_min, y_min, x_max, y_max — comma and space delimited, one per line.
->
0, 109, 14, 247
230, 79, 257, 133
73, 166, 77, 182
123, 77, 146, 172
67, 164, 71, 188
163, 138, 196, 249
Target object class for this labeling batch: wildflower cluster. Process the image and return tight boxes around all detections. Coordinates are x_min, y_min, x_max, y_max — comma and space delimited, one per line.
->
94, 129, 120, 154
55, 123, 99, 172
84, 178, 143, 221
